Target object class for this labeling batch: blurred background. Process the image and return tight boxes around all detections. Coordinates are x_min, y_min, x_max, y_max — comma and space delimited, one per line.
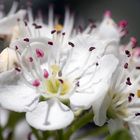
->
3, 0, 140, 42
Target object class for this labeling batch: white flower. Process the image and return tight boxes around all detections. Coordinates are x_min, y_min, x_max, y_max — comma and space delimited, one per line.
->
91, 49, 140, 139
5, 21, 118, 130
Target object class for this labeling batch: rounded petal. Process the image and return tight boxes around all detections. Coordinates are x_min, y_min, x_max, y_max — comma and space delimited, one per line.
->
70, 92, 97, 110
26, 99, 74, 130
0, 70, 39, 112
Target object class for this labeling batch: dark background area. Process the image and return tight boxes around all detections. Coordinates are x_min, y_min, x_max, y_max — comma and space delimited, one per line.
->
3, 0, 140, 42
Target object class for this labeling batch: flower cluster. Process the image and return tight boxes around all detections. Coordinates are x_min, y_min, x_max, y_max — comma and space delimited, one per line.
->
0, 1, 140, 140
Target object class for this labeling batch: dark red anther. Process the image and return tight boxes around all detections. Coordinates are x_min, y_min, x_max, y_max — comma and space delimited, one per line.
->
29, 57, 33, 62
125, 50, 131, 57
15, 67, 21, 72
15, 46, 18, 50
59, 79, 64, 84
128, 96, 132, 102
24, 21, 28, 26
62, 32, 66, 36
32, 23, 37, 26
130, 93, 135, 97
126, 77, 132, 86
96, 62, 99, 66
51, 30, 56, 34
23, 38, 29, 42
68, 42, 75, 47
136, 66, 140, 70
124, 63, 128, 69
135, 113, 140, 116
89, 47, 95, 52
35, 25, 42, 29
48, 41, 53, 45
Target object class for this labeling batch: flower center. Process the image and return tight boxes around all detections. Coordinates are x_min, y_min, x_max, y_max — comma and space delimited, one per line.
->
107, 91, 128, 119
43, 64, 71, 96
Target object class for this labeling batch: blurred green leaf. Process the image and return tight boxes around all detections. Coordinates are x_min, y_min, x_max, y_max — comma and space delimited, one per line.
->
106, 129, 132, 140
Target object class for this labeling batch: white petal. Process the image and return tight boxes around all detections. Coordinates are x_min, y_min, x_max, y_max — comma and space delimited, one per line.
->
92, 54, 119, 83
26, 99, 74, 130
129, 121, 140, 140
107, 119, 124, 134
0, 70, 39, 112
70, 93, 97, 110
97, 17, 120, 42
70, 54, 118, 111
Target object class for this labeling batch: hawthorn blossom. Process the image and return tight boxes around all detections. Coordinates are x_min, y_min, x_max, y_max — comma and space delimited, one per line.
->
85, 12, 140, 140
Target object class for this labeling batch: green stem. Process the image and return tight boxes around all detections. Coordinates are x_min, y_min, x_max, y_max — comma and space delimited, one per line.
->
56, 130, 64, 140
77, 125, 108, 140
0, 126, 4, 140
63, 111, 93, 140
42, 131, 51, 140
31, 127, 42, 140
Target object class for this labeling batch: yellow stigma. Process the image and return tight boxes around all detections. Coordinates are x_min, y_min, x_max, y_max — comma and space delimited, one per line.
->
51, 64, 60, 75
137, 90, 140, 98
45, 78, 70, 95
54, 24, 63, 32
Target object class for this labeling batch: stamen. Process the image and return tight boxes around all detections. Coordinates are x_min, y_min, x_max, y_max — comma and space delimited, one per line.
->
36, 49, 44, 58
137, 90, 140, 98
15, 67, 21, 72
24, 21, 28, 26
96, 62, 99, 66
68, 42, 75, 47
128, 96, 132, 102
136, 66, 140, 70
32, 79, 40, 87
23, 38, 30, 42
62, 32, 65, 36
89, 47, 95, 52
51, 30, 56, 34
15, 45, 18, 50
44, 69, 49, 78
130, 93, 135, 97
125, 50, 131, 57
35, 25, 42, 29
48, 41, 53, 46
135, 113, 140, 116
126, 77, 132, 85
29, 57, 33, 62
58, 79, 64, 84
124, 63, 128, 69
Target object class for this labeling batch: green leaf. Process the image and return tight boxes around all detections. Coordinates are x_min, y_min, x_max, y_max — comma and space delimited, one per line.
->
106, 129, 132, 140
